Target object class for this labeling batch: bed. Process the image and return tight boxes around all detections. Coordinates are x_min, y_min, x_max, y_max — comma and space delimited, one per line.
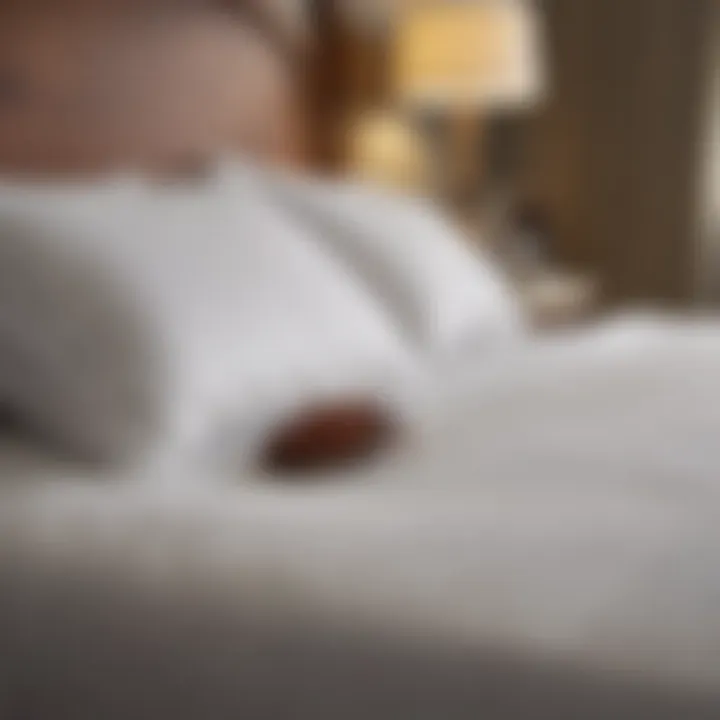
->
1, 6, 720, 720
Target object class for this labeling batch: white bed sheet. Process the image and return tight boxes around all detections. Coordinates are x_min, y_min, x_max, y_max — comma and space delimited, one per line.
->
2, 315, 720, 719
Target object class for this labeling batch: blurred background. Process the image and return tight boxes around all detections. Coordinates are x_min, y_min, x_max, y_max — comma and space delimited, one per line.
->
306, 0, 719, 323
0, 0, 717, 324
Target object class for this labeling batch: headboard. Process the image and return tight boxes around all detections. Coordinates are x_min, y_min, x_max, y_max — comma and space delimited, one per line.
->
0, 4, 308, 176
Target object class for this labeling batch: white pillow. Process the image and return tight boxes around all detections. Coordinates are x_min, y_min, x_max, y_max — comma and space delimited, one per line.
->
0, 177, 158, 463
0, 172, 419, 468
248, 166, 524, 357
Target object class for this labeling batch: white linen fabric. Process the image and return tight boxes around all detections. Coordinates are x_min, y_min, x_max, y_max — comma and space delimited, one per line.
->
241, 163, 524, 356
0, 172, 418, 468
0, 177, 157, 463
1, 317, 720, 719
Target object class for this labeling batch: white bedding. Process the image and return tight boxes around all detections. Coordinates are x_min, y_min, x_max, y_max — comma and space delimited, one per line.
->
2, 316, 720, 719
0, 171, 421, 468
0, 164, 520, 469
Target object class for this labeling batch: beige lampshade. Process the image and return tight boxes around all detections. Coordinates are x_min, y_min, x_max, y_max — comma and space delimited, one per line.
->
393, 0, 545, 110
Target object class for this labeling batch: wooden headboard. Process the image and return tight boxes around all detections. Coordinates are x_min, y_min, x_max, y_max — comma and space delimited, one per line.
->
0, 5, 308, 175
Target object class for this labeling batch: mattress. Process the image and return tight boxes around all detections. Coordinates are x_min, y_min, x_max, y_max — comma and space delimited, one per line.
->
2, 315, 720, 719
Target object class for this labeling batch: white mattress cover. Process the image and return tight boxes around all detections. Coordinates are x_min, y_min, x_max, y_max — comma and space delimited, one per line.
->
2, 315, 720, 718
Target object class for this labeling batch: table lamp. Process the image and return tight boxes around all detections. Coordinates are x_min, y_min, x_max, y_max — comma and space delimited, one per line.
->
392, 0, 545, 207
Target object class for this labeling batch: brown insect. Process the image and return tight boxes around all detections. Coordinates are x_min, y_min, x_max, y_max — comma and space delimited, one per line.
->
262, 400, 399, 476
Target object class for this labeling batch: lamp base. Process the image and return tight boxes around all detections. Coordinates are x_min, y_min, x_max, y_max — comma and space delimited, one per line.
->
434, 110, 486, 226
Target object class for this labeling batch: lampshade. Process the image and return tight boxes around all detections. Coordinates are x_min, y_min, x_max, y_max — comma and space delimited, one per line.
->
393, 0, 545, 111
